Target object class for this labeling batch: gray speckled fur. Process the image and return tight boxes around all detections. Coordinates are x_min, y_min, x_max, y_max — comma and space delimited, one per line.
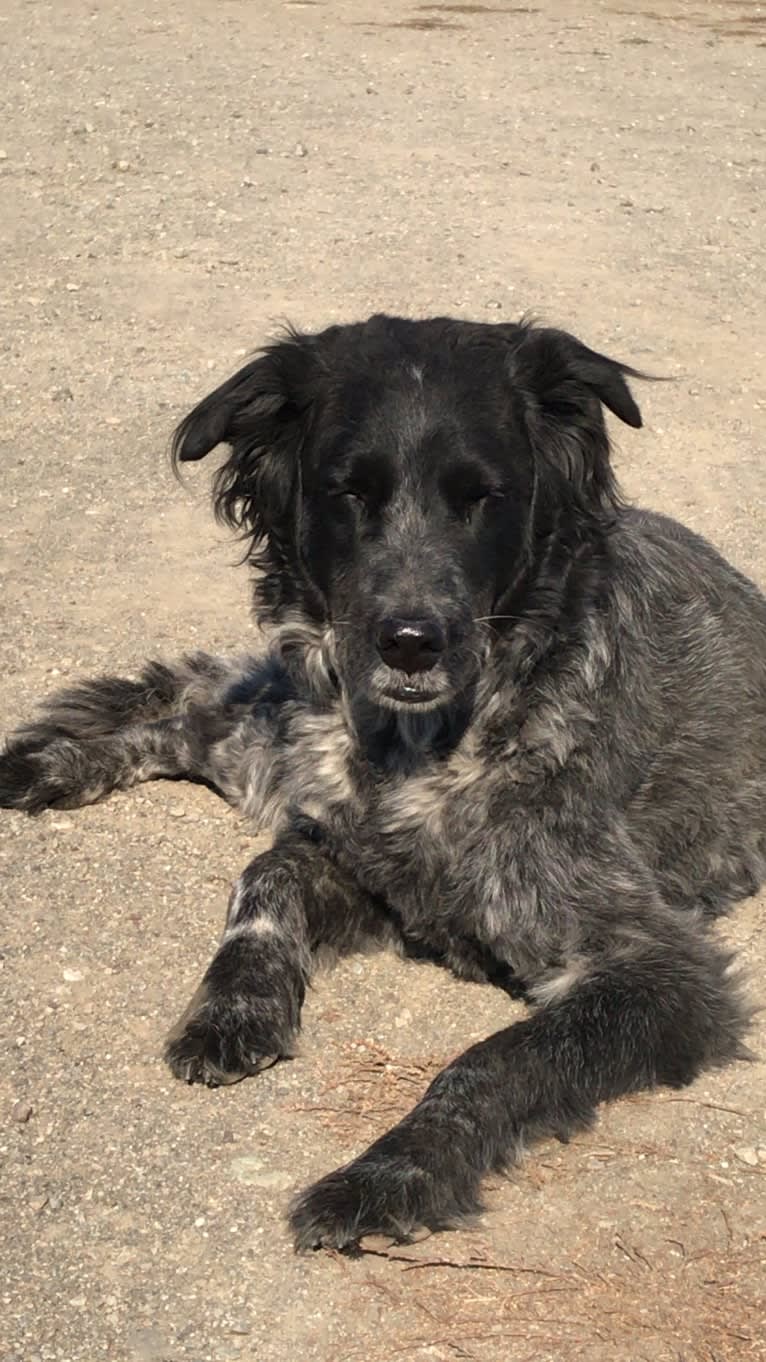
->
1, 315, 764, 1253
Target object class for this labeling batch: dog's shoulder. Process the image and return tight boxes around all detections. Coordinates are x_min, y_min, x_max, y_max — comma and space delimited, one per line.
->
609, 507, 766, 619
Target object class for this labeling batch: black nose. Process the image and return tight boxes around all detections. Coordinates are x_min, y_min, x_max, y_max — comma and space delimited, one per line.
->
376, 617, 447, 674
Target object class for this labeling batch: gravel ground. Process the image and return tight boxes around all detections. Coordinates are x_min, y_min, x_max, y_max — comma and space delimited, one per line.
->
1, 2, 764, 1359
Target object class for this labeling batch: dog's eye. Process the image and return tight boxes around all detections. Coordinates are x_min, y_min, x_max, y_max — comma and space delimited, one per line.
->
461, 491, 503, 524
327, 488, 370, 517
336, 490, 368, 509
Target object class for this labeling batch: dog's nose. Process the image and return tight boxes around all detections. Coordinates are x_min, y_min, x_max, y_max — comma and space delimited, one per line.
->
376, 618, 447, 674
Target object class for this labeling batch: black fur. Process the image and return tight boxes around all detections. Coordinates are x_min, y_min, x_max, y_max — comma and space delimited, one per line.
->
2, 314, 763, 1254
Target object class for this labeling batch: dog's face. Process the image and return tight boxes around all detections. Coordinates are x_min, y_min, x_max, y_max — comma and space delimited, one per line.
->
174, 316, 642, 716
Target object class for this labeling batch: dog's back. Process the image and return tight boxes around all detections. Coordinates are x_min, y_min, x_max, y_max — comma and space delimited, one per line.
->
611, 509, 766, 913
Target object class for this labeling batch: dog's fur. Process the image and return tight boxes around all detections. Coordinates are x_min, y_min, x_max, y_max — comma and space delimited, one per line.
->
1, 314, 764, 1252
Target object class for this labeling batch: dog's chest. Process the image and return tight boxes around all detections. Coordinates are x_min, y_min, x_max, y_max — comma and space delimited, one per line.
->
285, 711, 496, 910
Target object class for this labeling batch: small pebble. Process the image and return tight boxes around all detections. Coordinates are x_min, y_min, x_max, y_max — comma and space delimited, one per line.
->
359, 1233, 397, 1252
12, 1100, 34, 1123
293, 142, 308, 157
733, 1145, 759, 1167
168, 805, 186, 818
229, 1156, 293, 1190
30, 1194, 49, 1214
226, 1154, 288, 1187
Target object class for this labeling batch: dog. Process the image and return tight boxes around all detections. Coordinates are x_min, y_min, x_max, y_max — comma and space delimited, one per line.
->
1, 314, 764, 1253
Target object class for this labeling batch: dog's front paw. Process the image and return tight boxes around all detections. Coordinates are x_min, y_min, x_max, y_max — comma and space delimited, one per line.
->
289, 1143, 474, 1253
0, 737, 79, 813
164, 980, 298, 1087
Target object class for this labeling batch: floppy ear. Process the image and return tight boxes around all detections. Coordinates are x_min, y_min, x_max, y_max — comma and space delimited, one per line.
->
508, 325, 644, 519
171, 331, 318, 584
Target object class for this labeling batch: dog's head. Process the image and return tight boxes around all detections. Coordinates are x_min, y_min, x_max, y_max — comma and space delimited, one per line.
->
173, 315, 642, 718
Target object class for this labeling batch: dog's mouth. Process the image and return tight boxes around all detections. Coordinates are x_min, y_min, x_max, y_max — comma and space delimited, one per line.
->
383, 682, 441, 707
374, 668, 450, 710
359, 662, 465, 713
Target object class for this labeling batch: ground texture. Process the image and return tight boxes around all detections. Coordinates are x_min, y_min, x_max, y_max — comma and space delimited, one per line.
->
0, 2, 764, 1359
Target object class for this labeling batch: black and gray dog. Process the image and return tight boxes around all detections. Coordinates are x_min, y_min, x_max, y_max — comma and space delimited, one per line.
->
2, 315, 764, 1251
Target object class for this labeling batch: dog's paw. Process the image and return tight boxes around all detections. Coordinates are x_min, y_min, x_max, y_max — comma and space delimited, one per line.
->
289, 1149, 461, 1253
0, 738, 79, 813
164, 982, 297, 1087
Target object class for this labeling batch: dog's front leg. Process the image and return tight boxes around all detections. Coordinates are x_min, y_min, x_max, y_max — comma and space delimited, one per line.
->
290, 906, 750, 1252
0, 711, 226, 813
165, 833, 392, 1087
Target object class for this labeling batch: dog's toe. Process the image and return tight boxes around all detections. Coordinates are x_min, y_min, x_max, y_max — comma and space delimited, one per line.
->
0, 741, 58, 813
165, 1028, 277, 1087
289, 1155, 437, 1254
164, 983, 290, 1087
164, 1030, 250, 1087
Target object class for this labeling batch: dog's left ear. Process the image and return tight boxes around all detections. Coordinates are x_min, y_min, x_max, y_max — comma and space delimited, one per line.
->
507, 325, 644, 517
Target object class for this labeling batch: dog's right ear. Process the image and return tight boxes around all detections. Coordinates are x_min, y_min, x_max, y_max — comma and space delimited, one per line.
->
171, 330, 319, 547
172, 336, 313, 465
172, 330, 318, 462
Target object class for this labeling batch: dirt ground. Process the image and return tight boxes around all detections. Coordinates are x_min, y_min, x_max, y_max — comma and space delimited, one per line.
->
1, 1, 764, 1359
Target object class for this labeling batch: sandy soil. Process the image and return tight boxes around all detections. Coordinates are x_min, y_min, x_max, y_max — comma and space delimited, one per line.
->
0, 2, 764, 1359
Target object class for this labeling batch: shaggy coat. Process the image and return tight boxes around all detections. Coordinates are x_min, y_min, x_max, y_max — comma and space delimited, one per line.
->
1, 314, 764, 1252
